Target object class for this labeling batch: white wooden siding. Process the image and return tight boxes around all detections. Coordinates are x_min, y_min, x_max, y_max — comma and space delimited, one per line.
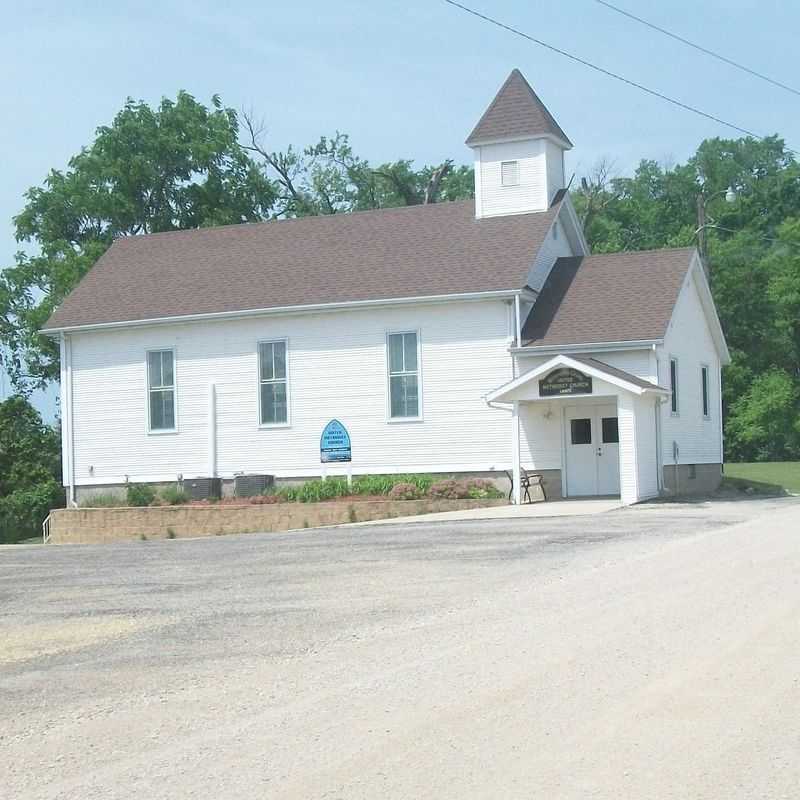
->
66, 300, 517, 485
544, 140, 565, 204
517, 348, 656, 383
658, 268, 723, 465
475, 140, 549, 217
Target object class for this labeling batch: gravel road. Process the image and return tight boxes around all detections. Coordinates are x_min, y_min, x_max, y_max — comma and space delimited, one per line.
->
2, 497, 799, 799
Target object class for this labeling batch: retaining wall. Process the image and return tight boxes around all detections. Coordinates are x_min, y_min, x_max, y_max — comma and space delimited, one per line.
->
49, 498, 507, 544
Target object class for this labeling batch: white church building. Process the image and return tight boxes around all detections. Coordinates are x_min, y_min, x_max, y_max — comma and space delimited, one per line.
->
43, 69, 730, 506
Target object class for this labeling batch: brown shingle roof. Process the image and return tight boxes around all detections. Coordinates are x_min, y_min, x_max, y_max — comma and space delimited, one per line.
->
568, 356, 668, 392
522, 248, 694, 347
44, 199, 562, 330
466, 69, 572, 148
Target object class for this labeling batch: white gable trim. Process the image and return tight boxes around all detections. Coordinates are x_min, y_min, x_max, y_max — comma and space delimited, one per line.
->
43, 288, 523, 336
670, 251, 731, 365
469, 133, 573, 150
512, 339, 660, 356
485, 354, 669, 405
559, 194, 590, 256
691, 252, 731, 364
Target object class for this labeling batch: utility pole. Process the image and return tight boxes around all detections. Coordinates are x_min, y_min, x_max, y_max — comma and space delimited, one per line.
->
696, 193, 708, 276
695, 186, 736, 283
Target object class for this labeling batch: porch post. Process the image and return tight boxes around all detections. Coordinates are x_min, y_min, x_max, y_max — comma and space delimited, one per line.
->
512, 401, 522, 505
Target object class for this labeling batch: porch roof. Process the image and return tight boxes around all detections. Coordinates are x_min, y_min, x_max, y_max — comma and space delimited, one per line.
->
486, 354, 669, 404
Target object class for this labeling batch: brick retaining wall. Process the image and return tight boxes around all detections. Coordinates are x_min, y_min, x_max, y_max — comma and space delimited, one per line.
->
49, 498, 507, 544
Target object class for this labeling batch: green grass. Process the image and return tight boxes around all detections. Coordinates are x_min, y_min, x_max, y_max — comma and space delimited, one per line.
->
724, 462, 800, 494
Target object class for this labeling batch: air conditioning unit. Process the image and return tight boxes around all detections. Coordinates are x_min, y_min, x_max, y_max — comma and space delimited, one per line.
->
184, 477, 222, 501
234, 474, 274, 497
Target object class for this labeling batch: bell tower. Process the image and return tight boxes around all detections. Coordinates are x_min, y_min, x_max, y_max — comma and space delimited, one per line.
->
467, 69, 572, 219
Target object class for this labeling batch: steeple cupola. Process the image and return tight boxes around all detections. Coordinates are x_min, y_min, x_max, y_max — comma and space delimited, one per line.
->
467, 69, 572, 218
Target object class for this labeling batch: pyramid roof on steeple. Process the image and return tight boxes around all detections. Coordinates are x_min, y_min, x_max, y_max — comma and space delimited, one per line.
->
466, 69, 572, 148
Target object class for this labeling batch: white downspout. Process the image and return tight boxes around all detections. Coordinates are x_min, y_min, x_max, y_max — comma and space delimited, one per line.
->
208, 383, 217, 478
514, 294, 522, 348
62, 333, 76, 507
512, 400, 521, 505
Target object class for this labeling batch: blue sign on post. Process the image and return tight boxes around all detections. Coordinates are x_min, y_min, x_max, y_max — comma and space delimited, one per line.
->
320, 419, 352, 463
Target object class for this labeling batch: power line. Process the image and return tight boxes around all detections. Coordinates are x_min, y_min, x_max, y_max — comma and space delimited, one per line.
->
702, 223, 800, 250
593, 0, 800, 99
443, 0, 798, 156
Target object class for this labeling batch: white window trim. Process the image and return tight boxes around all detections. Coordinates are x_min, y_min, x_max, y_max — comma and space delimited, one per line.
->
257, 337, 291, 429
701, 363, 711, 420
385, 329, 423, 423
669, 355, 680, 417
500, 160, 520, 188
146, 347, 178, 435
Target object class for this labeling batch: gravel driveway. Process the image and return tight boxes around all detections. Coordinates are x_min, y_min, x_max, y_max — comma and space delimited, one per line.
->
2, 497, 799, 799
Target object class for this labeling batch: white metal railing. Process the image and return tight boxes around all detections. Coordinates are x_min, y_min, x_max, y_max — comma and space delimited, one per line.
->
42, 514, 51, 544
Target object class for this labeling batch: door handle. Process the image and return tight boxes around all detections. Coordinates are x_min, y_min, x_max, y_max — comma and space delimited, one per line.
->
596, 447, 602, 456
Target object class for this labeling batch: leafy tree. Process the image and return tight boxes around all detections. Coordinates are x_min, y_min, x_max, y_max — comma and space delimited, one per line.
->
725, 369, 800, 461
574, 135, 800, 461
0, 396, 63, 543
1, 92, 277, 390
242, 115, 473, 217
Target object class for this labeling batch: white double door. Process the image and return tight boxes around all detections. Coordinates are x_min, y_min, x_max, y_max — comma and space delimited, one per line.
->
565, 404, 620, 497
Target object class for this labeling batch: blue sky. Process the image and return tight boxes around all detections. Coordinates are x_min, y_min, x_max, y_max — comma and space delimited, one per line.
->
2, 0, 799, 420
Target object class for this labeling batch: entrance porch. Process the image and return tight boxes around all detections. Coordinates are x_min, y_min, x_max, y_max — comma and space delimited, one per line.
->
486, 355, 670, 506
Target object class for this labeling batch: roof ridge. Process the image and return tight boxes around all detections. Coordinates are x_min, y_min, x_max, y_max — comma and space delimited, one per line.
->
114, 198, 479, 243
582, 246, 695, 259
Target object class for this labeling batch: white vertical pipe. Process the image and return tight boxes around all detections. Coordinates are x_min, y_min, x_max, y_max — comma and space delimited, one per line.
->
514, 294, 522, 348
208, 383, 217, 478
512, 400, 521, 505
63, 334, 77, 507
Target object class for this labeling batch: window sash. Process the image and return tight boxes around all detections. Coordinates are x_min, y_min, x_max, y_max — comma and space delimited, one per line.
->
258, 341, 288, 425
147, 350, 176, 431
670, 358, 679, 414
388, 332, 419, 418
701, 366, 710, 418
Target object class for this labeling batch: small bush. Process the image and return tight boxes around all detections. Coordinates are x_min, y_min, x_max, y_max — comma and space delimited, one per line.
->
388, 482, 422, 500
427, 478, 503, 500
160, 485, 190, 506
351, 473, 435, 496
251, 494, 281, 504
127, 483, 156, 507
166, 527, 176, 539
297, 478, 349, 503
267, 485, 299, 502
79, 492, 124, 508
427, 479, 462, 499
462, 478, 503, 500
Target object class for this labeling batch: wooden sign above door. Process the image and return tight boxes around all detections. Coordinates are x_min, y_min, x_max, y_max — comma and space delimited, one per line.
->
539, 368, 593, 397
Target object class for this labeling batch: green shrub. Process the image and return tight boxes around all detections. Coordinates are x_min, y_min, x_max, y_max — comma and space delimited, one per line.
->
266, 485, 299, 502
297, 477, 349, 503
166, 527, 176, 539
79, 492, 124, 508
462, 478, 503, 499
388, 482, 422, 500
0, 481, 64, 543
427, 478, 502, 500
160, 485, 190, 505
126, 483, 156, 507
351, 473, 435, 496
264, 474, 438, 504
